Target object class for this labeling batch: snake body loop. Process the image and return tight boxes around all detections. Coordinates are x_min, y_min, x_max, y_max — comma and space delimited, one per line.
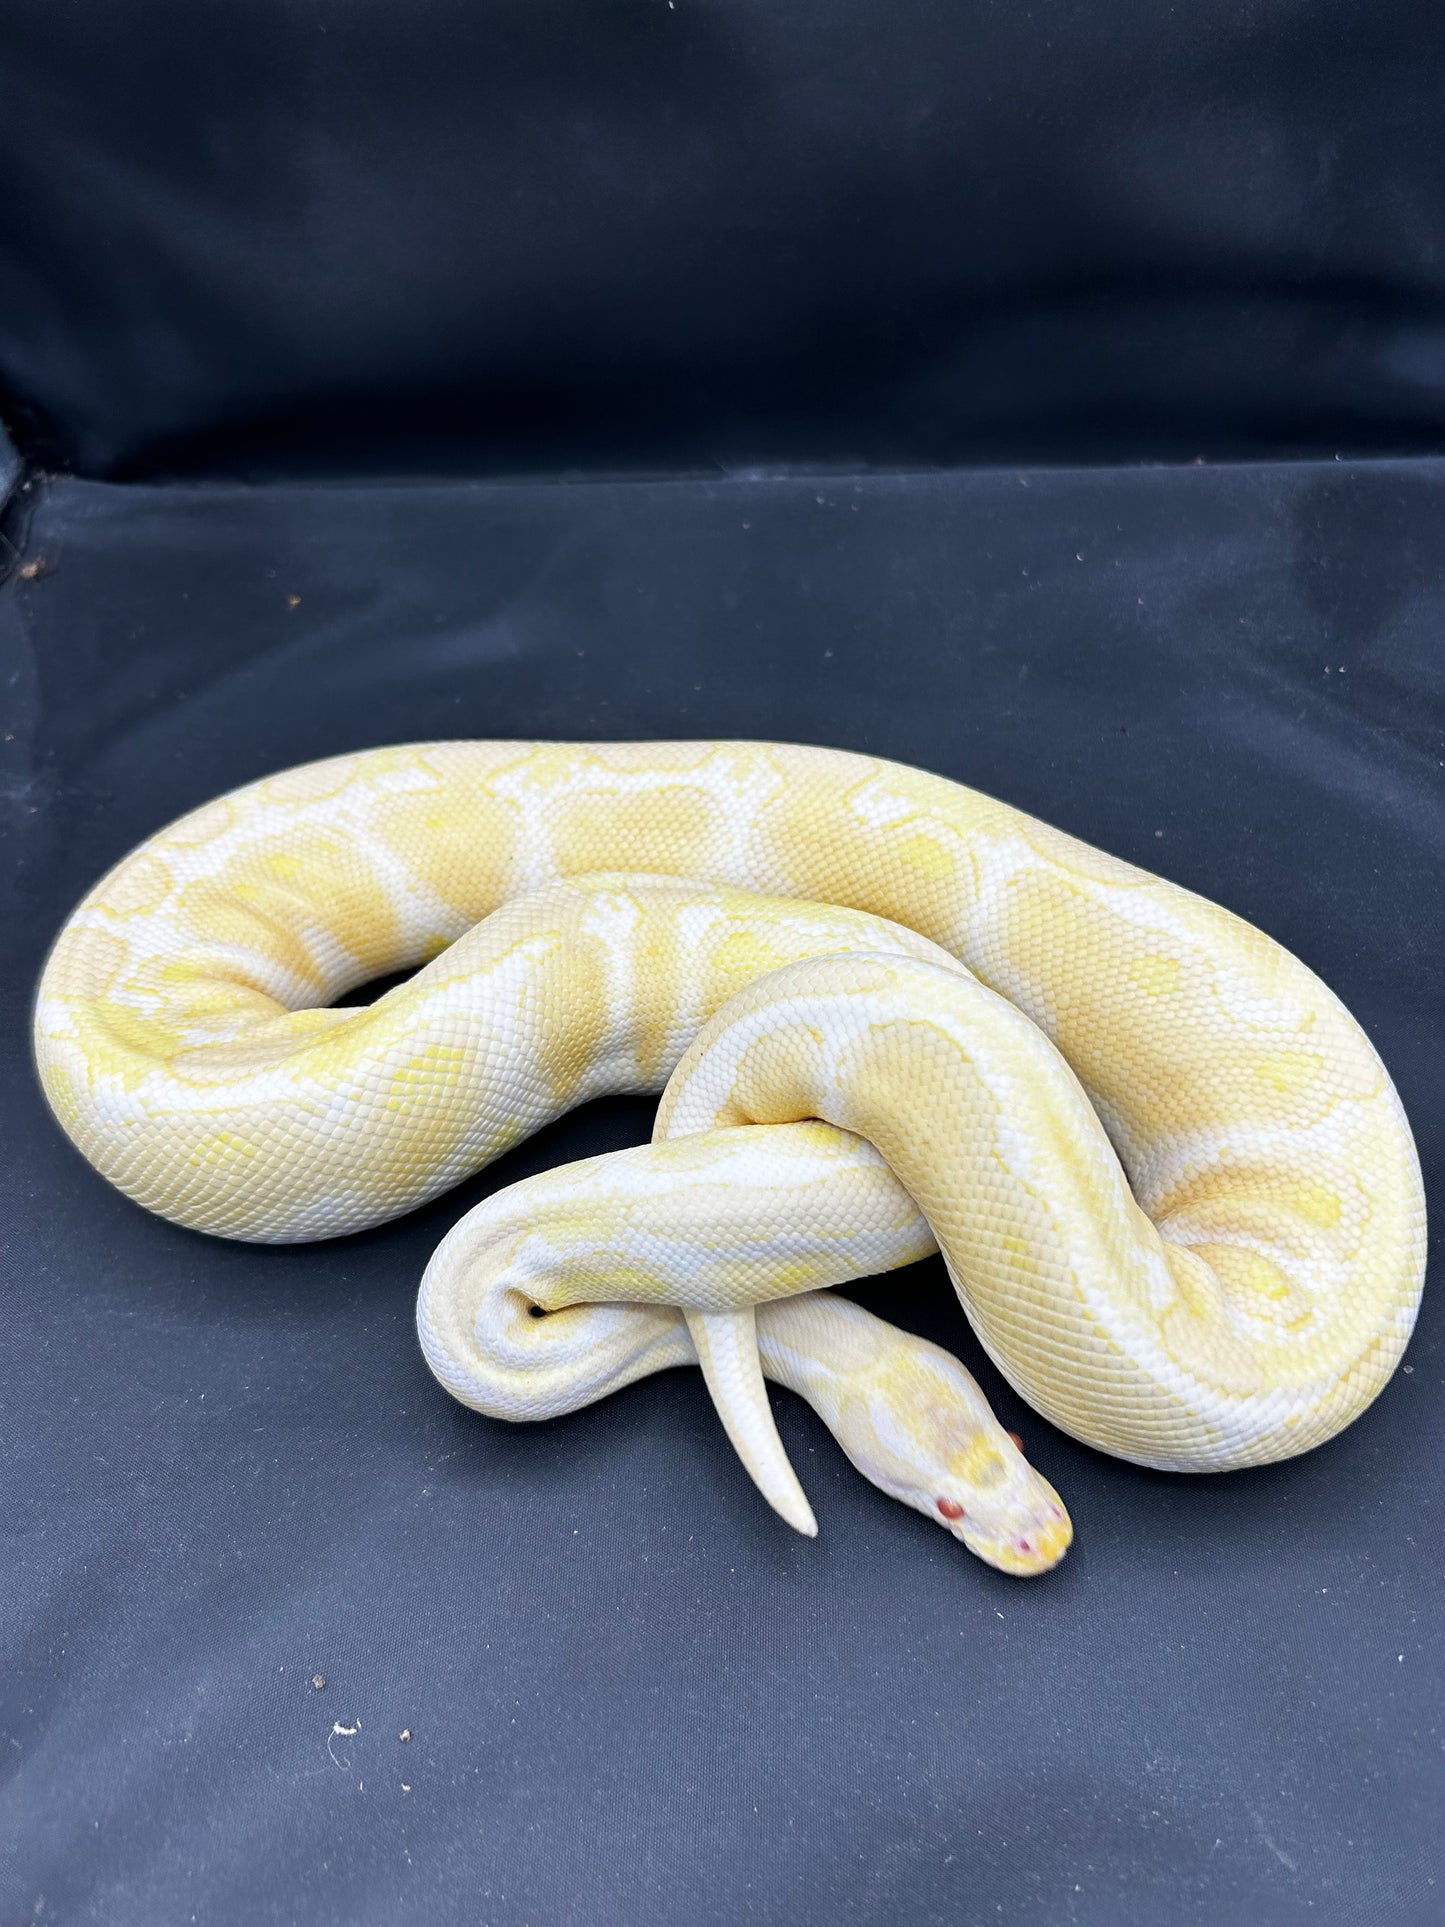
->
35, 742, 1426, 1573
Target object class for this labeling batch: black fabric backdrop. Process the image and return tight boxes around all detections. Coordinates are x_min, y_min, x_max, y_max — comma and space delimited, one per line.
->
3, 0, 1445, 478
3, 1, 1445, 1920
2, 461, 1442, 1925
0, 426, 18, 509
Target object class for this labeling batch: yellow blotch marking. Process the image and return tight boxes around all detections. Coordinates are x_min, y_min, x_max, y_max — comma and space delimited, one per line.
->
1289, 1181, 1342, 1228
1127, 953, 1180, 997
707, 928, 792, 1004
767, 1259, 831, 1295
1203, 1244, 1292, 1303
386, 1043, 469, 1114
747, 771, 978, 945
548, 785, 714, 880
96, 853, 174, 919
1254, 1051, 1322, 1097
42, 1064, 84, 1131
534, 933, 611, 1108
712, 928, 789, 978
990, 869, 1347, 1134
633, 905, 683, 1089
187, 1130, 259, 1168
371, 789, 518, 922
541, 1260, 677, 1311
895, 833, 955, 880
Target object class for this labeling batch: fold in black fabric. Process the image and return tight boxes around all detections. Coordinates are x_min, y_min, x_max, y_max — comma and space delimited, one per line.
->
2, 460, 1440, 1925
3, 0, 1445, 477
0, 424, 18, 509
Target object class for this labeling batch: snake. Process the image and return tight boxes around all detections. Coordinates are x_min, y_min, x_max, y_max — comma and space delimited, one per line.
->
33, 741, 1426, 1577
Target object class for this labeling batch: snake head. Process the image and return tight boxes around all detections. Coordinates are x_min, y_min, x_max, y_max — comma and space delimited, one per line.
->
815, 1327, 1074, 1576
926, 1427, 1072, 1576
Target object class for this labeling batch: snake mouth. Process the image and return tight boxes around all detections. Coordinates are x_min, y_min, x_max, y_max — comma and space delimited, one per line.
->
967, 1510, 1073, 1577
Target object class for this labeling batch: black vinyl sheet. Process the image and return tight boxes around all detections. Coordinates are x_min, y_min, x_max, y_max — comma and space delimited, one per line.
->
1, 459, 1442, 1925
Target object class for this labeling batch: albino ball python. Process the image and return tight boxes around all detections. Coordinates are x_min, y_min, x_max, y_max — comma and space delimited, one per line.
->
34, 742, 1426, 1576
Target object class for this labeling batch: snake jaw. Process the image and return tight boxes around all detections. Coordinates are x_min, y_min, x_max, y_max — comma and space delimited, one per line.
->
950, 1484, 1073, 1577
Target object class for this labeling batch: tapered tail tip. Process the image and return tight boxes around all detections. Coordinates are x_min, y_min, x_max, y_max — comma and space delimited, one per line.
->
779, 1494, 819, 1538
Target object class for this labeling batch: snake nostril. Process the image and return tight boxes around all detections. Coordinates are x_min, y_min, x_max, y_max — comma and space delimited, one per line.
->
936, 1497, 966, 1520
527, 1303, 547, 1320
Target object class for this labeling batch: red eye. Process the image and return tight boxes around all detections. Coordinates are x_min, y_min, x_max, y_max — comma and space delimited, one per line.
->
936, 1497, 966, 1520
1007, 1432, 1024, 1451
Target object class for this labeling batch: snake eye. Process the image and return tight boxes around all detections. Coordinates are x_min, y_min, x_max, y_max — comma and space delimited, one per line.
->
935, 1496, 966, 1520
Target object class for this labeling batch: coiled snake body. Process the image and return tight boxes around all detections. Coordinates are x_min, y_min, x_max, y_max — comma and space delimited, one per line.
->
35, 743, 1426, 1574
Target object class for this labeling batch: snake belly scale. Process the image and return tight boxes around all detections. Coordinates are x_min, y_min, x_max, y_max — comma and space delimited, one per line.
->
34, 742, 1426, 1574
